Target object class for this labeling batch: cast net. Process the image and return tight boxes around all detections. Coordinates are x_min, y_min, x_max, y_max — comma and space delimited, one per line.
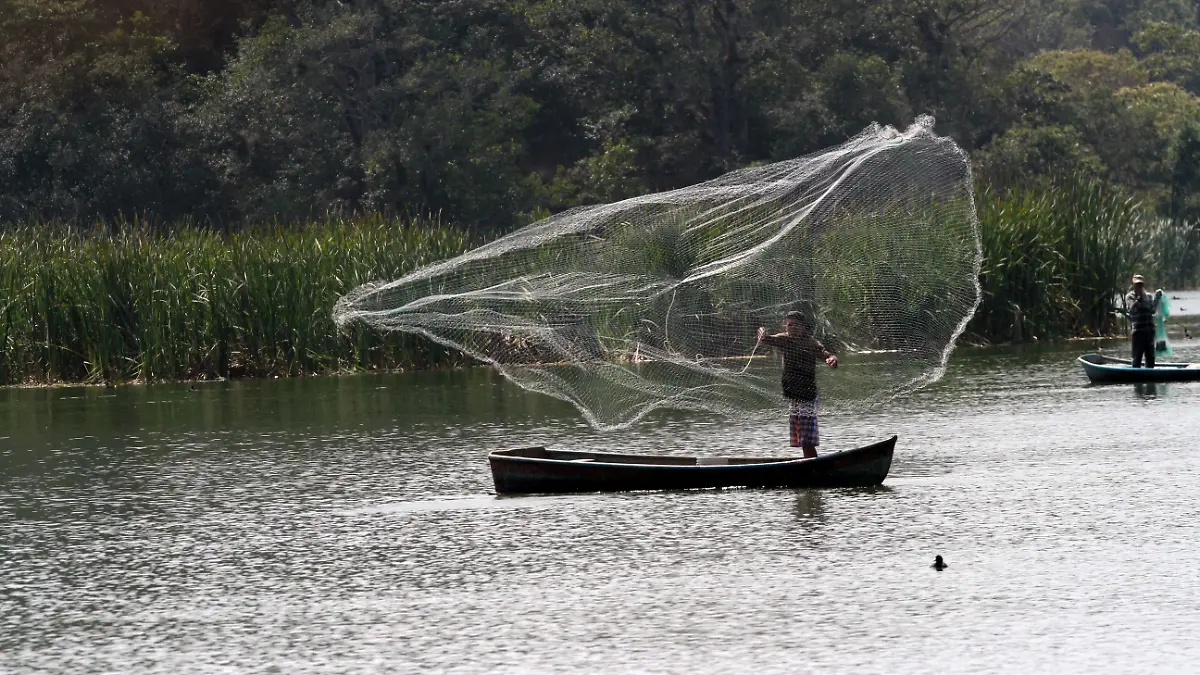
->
334, 116, 982, 430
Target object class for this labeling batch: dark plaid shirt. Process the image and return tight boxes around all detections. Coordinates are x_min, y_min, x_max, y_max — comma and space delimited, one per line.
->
761, 333, 827, 402
1125, 290, 1159, 334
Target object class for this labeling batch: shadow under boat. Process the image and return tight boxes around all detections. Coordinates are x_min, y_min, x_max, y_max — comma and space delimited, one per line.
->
488, 436, 896, 494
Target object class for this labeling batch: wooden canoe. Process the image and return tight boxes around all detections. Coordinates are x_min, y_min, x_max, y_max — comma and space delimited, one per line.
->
1078, 353, 1200, 384
488, 435, 896, 494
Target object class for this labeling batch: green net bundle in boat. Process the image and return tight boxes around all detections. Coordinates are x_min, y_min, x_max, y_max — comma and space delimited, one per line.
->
1156, 294, 1173, 357
334, 117, 982, 430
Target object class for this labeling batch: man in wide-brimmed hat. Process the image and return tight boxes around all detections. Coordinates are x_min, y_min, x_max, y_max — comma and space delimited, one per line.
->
1126, 274, 1162, 368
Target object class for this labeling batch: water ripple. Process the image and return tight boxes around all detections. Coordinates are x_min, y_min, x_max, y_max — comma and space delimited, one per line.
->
2, 347, 1200, 673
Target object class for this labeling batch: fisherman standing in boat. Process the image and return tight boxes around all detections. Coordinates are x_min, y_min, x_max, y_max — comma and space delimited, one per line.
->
757, 310, 838, 458
1126, 274, 1162, 368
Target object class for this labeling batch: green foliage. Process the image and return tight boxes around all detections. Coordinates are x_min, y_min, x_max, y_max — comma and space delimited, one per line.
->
184, 6, 538, 229
1143, 217, 1200, 288
0, 215, 472, 385
1024, 48, 1149, 91
972, 176, 1144, 342
1004, 48, 1200, 210
1133, 22, 1200, 94
5, 0, 1200, 228
0, 1, 195, 222
975, 124, 1106, 188
528, 138, 646, 212
1169, 123, 1200, 222
524, 0, 781, 184
818, 216, 962, 351
813, 54, 909, 143
1107, 82, 1200, 199
5, 0, 1200, 375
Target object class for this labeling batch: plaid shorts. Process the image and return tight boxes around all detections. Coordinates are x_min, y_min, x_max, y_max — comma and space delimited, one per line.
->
788, 398, 819, 447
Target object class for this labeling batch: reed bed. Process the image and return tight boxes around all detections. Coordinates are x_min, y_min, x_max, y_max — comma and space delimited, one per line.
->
970, 176, 1198, 343
5, 180, 1200, 387
1143, 217, 1200, 290
0, 215, 472, 385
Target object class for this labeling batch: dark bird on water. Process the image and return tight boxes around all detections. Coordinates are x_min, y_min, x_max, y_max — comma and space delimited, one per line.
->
931, 555, 948, 571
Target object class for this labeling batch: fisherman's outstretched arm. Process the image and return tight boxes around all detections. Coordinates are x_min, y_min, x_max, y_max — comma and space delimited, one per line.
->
756, 327, 787, 347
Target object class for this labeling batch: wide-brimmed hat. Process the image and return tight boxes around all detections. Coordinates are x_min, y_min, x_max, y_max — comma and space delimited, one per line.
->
1131, 274, 1145, 284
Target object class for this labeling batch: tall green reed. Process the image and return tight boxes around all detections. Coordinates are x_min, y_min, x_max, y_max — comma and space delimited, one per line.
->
0, 215, 472, 385
1142, 217, 1200, 289
973, 177, 1143, 342
5, 179, 1195, 387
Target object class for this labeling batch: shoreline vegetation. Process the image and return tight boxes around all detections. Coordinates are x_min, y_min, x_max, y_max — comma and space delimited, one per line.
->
7, 1, 1200, 386
3, 178, 1199, 388
0, 215, 476, 387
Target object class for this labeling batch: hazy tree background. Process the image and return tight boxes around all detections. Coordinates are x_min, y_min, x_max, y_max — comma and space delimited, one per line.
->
3, 0, 1200, 230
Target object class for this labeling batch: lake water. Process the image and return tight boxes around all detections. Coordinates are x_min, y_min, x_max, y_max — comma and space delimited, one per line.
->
1165, 288, 1200, 318
3, 340, 1200, 674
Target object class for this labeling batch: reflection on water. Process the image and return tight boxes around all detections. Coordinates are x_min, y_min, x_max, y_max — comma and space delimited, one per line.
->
1134, 382, 1160, 399
3, 344, 1200, 673
792, 489, 825, 522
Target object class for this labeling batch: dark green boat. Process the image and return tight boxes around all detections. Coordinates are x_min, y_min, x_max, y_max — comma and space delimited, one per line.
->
488, 436, 896, 494
1078, 353, 1200, 384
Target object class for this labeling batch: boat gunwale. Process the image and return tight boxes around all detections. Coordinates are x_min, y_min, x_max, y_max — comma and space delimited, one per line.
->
488, 436, 897, 470
1079, 353, 1193, 371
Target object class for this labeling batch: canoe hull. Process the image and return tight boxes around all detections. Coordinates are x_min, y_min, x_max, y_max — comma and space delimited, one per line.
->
1078, 353, 1200, 384
489, 436, 896, 494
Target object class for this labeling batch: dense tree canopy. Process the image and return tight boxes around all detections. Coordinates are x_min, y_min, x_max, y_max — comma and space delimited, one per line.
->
2, 0, 1200, 229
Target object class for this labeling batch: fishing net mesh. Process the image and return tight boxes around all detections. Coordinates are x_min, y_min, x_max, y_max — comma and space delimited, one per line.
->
334, 117, 982, 430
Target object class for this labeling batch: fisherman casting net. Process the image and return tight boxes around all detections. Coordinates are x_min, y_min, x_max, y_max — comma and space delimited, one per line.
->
334, 116, 982, 430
